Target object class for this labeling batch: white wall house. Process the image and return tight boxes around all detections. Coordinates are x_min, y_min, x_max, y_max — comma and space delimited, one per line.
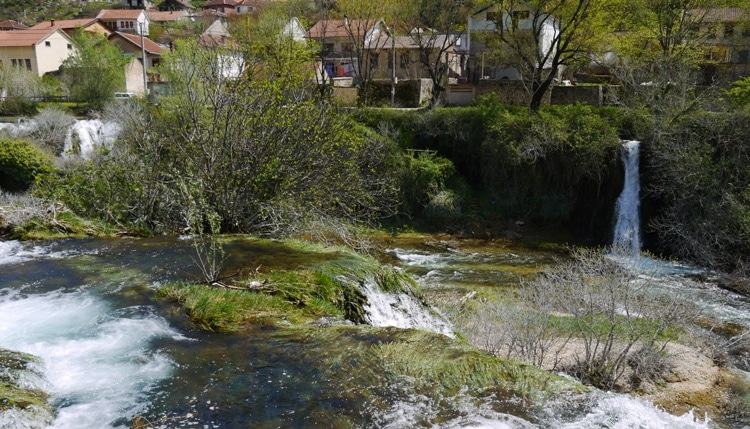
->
0, 28, 76, 77
97, 9, 150, 36
467, 4, 559, 80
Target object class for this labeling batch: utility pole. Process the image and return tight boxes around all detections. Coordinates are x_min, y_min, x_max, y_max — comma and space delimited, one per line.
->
139, 21, 148, 97
382, 21, 396, 107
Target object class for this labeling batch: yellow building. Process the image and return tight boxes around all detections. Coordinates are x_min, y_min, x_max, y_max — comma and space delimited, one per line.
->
0, 28, 76, 77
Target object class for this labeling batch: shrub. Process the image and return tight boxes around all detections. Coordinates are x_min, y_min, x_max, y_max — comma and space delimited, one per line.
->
29, 106, 76, 155
0, 138, 53, 192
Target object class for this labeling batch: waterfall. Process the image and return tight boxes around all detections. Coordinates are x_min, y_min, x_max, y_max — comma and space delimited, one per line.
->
612, 140, 641, 255
0, 119, 119, 160
62, 120, 120, 159
358, 278, 455, 338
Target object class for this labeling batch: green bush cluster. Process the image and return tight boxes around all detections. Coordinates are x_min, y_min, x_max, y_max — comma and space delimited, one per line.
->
0, 138, 53, 192
355, 98, 623, 229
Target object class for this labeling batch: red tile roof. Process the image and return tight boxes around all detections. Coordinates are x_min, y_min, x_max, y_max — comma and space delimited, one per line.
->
109, 31, 164, 54
308, 19, 373, 39
0, 20, 29, 30
30, 18, 99, 30
147, 10, 187, 22
0, 28, 61, 46
203, 0, 238, 8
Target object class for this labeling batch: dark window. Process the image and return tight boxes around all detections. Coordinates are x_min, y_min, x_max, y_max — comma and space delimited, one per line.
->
67, 43, 72, 50
511, 10, 529, 30
725, 24, 734, 38
400, 52, 409, 68
369, 52, 379, 69
45, 41, 51, 47
11, 59, 17, 67
486, 12, 499, 23
25, 59, 31, 71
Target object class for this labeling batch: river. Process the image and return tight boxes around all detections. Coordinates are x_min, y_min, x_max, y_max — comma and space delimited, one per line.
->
0, 236, 729, 428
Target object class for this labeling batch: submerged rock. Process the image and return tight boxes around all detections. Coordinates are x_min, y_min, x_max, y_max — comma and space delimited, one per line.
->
0, 349, 52, 429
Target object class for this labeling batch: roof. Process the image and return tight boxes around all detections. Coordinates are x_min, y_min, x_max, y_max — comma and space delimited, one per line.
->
203, 0, 238, 8
147, 10, 187, 22
96, 9, 147, 21
30, 18, 99, 30
109, 31, 164, 54
699, 8, 749, 23
0, 20, 29, 30
308, 19, 375, 39
0, 28, 64, 47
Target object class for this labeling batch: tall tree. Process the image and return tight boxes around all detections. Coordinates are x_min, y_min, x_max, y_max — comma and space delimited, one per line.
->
328, 0, 396, 103
61, 31, 128, 110
484, 0, 605, 112
393, 0, 470, 106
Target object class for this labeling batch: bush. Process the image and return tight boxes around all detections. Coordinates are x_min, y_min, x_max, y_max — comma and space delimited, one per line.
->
0, 138, 53, 192
457, 247, 697, 391
28, 106, 76, 155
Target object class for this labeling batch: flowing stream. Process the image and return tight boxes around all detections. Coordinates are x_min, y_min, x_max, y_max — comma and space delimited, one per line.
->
0, 137, 744, 428
613, 140, 641, 255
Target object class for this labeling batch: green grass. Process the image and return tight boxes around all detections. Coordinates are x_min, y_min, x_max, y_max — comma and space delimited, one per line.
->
11, 210, 121, 239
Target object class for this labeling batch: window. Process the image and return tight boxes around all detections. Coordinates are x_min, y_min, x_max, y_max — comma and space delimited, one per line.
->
725, 24, 734, 38
11, 59, 17, 67
486, 12, 499, 23
400, 52, 409, 68
342, 44, 353, 54
25, 59, 31, 71
67, 43, 73, 50
511, 10, 530, 30
45, 41, 51, 47
369, 52, 379, 69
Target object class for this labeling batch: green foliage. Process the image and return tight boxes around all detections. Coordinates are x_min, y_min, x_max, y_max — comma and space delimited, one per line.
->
61, 30, 128, 111
647, 109, 750, 271
353, 100, 622, 227
398, 150, 457, 216
0, 138, 53, 192
725, 77, 750, 108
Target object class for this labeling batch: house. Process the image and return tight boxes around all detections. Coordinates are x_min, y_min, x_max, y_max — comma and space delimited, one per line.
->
0, 20, 29, 31
466, 3, 559, 82
202, 0, 239, 15
0, 28, 76, 76
30, 19, 112, 37
147, 9, 190, 25
307, 19, 390, 81
363, 30, 463, 82
108, 31, 165, 94
97, 9, 150, 36
157, 0, 195, 12
121, 0, 155, 10
697, 8, 750, 82
197, 19, 231, 46
282, 17, 306, 42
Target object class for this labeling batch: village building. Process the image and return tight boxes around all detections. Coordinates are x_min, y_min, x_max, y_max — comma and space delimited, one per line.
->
0, 28, 76, 77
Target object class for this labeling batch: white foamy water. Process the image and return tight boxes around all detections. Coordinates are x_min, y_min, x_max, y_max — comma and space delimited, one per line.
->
544, 392, 710, 428
63, 120, 120, 159
0, 288, 184, 429
0, 240, 75, 265
360, 279, 455, 338
613, 140, 642, 255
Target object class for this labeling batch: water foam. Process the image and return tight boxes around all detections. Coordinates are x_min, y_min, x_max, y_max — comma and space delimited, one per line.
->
360, 278, 455, 338
0, 288, 182, 429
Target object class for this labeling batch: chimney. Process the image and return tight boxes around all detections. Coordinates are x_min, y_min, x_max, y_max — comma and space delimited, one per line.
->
50, 19, 55, 27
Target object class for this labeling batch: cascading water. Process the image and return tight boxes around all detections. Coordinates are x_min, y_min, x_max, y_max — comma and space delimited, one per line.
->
612, 140, 641, 255
62, 120, 120, 159
359, 278, 455, 338
0, 119, 119, 160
